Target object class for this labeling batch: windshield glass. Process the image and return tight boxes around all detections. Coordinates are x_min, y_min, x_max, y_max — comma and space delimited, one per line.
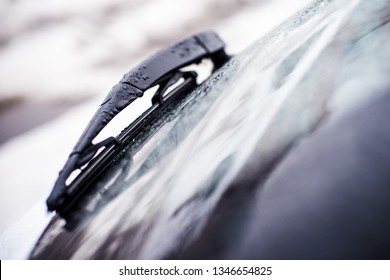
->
31, 0, 390, 259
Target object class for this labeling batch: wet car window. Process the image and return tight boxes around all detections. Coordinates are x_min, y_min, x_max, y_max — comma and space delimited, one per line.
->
31, 0, 390, 259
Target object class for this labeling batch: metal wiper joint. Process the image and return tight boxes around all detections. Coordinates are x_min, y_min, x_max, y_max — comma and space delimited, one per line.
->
46, 31, 229, 212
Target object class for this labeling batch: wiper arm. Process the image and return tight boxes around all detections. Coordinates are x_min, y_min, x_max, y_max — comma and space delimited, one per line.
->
46, 31, 229, 212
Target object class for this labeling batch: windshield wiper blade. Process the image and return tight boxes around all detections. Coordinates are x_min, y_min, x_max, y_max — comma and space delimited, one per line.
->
46, 31, 229, 213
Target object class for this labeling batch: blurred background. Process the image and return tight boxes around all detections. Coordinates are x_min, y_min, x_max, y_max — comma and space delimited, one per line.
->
0, 0, 311, 234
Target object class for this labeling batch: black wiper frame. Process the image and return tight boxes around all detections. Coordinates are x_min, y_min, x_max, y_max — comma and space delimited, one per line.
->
46, 31, 229, 216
